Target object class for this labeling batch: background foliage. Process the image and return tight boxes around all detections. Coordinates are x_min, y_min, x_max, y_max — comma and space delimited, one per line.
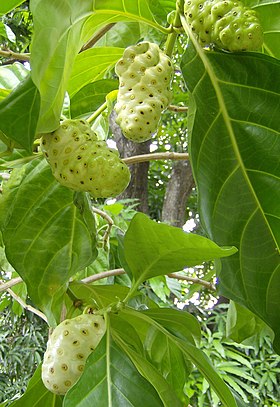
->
0, 0, 279, 406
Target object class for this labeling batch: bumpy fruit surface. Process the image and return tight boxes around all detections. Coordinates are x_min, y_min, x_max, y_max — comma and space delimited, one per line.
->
115, 42, 174, 142
42, 314, 106, 395
184, 0, 263, 51
41, 119, 130, 198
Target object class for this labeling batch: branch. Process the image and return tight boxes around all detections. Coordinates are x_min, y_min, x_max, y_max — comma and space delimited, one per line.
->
168, 104, 188, 112
81, 268, 125, 284
0, 277, 22, 292
122, 152, 189, 165
0, 49, 30, 61
80, 23, 116, 51
167, 273, 216, 291
6, 287, 48, 323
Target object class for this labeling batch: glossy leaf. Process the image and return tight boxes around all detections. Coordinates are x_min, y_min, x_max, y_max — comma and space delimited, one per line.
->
0, 159, 97, 324
30, 0, 93, 132
181, 42, 280, 351
70, 79, 118, 118
124, 212, 237, 286
0, 62, 29, 90
115, 335, 183, 407
81, 0, 167, 45
122, 308, 238, 407
246, 0, 280, 59
68, 282, 130, 309
68, 48, 124, 97
95, 22, 141, 48
64, 332, 164, 407
9, 365, 63, 407
0, 0, 25, 15
0, 76, 40, 151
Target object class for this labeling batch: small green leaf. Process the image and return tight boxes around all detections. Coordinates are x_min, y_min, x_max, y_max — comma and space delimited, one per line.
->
68, 48, 124, 97
70, 79, 118, 118
0, 62, 29, 90
124, 213, 237, 286
0, 76, 40, 151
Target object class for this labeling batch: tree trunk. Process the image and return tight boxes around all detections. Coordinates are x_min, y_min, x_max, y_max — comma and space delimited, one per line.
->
161, 160, 194, 227
109, 111, 151, 214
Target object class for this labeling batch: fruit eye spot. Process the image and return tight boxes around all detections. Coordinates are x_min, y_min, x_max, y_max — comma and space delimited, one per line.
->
65, 380, 72, 387
65, 147, 72, 154
77, 155, 82, 160
53, 384, 59, 390
44, 152, 49, 158
90, 346, 95, 350
146, 53, 152, 59
61, 364, 68, 371
94, 322, 99, 328
77, 353, 84, 359
78, 365, 84, 372
72, 340, 80, 346
42, 139, 46, 145
80, 181, 84, 185
53, 149, 58, 156
50, 367, 55, 374
57, 348, 64, 355
54, 136, 59, 142
63, 330, 69, 336
149, 94, 153, 97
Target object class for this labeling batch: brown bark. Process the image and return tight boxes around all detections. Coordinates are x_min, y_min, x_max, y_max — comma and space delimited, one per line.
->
109, 111, 151, 214
161, 160, 195, 227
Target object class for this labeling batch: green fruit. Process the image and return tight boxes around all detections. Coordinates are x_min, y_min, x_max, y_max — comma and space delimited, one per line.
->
41, 119, 130, 198
115, 42, 174, 142
184, 0, 263, 51
42, 314, 106, 395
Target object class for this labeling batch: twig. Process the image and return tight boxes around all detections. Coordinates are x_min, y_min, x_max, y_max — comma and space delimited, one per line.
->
168, 104, 188, 112
92, 206, 114, 245
6, 287, 48, 323
81, 268, 125, 284
167, 273, 216, 291
123, 152, 189, 165
0, 49, 30, 61
80, 23, 116, 52
0, 277, 22, 292
86, 100, 108, 124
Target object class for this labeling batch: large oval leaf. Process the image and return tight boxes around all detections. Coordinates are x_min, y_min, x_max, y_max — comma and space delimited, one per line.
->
181, 39, 280, 350
0, 158, 97, 324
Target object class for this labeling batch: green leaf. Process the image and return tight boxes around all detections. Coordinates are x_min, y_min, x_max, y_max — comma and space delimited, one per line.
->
181, 43, 280, 352
68, 47, 124, 97
8, 365, 63, 406
226, 301, 274, 344
251, 0, 280, 59
69, 282, 130, 309
143, 308, 201, 345
124, 212, 237, 286
143, 326, 189, 401
122, 308, 238, 407
30, 0, 93, 132
0, 0, 25, 15
0, 62, 29, 90
0, 159, 97, 324
63, 331, 164, 407
95, 22, 141, 48
70, 79, 118, 118
0, 76, 40, 151
81, 0, 167, 45
115, 334, 183, 407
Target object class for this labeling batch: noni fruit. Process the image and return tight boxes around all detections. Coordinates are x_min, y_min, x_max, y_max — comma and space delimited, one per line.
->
115, 42, 174, 142
41, 119, 130, 198
184, 0, 263, 51
42, 314, 106, 395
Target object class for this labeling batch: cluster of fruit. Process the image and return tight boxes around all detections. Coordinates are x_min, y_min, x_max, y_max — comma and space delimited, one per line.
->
184, 0, 263, 51
41, 314, 105, 395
